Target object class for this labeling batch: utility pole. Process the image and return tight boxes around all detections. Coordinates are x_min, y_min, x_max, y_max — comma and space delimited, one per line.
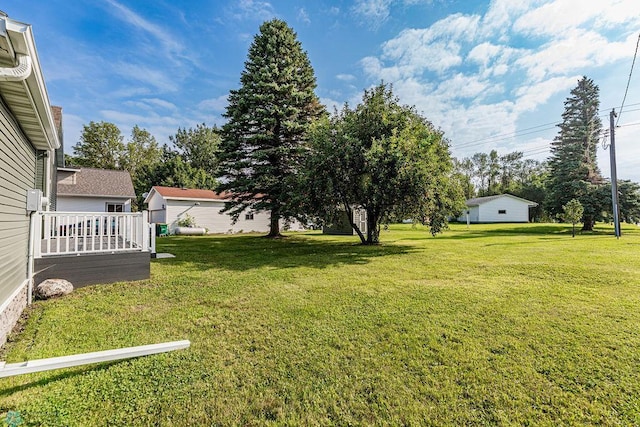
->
609, 109, 621, 238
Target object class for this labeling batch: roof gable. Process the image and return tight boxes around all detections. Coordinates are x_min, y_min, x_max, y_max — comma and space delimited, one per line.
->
466, 194, 538, 207
57, 168, 135, 198
148, 186, 231, 202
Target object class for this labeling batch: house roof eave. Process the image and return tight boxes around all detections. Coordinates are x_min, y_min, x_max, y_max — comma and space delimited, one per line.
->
0, 16, 60, 151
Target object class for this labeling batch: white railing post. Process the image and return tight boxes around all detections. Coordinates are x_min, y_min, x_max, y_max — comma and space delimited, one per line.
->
150, 223, 156, 255
141, 211, 149, 252
33, 212, 42, 259
36, 212, 152, 256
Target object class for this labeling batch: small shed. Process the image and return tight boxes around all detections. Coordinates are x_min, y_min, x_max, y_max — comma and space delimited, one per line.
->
458, 194, 538, 223
323, 208, 367, 236
144, 186, 306, 234
56, 167, 135, 212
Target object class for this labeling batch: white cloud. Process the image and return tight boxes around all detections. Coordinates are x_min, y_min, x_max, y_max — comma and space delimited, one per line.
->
480, 0, 537, 38
514, 76, 578, 113
113, 63, 179, 92
141, 98, 178, 111
352, 0, 435, 27
320, 97, 342, 112
434, 74, 497, 101
104, 0, 184, 59
336, 73, 356, 82
514, 0, 640, 36
515, 29, 634, 82
352, 0, 393, 26
229, 0, 276, 21
198, 95, 229, 113
372, 14, 480, 76
297, 8, 311, 24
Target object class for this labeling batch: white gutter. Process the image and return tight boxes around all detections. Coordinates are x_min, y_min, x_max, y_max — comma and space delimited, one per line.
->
0, 16, 59, 150
0, 340, 190, 378
0, 53, 31, 81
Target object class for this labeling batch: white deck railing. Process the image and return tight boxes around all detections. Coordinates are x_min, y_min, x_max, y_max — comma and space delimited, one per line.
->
34, 211, 154, 258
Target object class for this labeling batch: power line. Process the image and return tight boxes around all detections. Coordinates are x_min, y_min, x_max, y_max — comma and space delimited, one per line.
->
452, 109, 633, 151
616, 32, 640, 127
454, 125, 558, 150
618, 121, 640, 128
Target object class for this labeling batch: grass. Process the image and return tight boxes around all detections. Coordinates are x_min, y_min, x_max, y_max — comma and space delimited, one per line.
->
1, 223, 639, 425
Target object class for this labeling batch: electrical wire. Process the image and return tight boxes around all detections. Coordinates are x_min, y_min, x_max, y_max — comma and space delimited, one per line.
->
616, 32, 640, 126
451, 109, 634, 151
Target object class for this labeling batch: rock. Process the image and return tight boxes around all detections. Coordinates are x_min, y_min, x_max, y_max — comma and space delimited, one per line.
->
35, 279, 74, 300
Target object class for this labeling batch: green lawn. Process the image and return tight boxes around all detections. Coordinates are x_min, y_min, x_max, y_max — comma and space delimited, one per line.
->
1, 223, 639, 426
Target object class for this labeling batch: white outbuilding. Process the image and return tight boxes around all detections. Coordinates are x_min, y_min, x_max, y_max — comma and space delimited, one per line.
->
458, 194, 538, 223
144, 186, 305, 234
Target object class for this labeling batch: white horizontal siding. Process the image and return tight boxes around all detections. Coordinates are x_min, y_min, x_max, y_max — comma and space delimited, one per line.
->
166, 200, 272, 234
57, 196, 132, 213
478, 197, 530, 222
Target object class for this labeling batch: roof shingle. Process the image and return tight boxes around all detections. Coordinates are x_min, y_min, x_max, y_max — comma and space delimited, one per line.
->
57, 168, 135, 198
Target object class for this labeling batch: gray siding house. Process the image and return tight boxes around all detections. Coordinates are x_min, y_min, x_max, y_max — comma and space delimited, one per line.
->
0, 12, 60, 345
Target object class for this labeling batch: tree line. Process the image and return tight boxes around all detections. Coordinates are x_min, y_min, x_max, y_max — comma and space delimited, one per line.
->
67, 122, 221, 209
68, 20, 640, 242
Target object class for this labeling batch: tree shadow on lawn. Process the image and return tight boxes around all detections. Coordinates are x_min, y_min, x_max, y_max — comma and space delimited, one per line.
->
442, 224, 617, 240
155, 233, 417, 272
0, 360, 121, 397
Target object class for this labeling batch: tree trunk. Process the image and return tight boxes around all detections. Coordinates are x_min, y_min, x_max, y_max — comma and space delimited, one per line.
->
365, 209, 380, 245
267, 210, 282, 238
581, 215, 594, 231
343, 201, 366, 244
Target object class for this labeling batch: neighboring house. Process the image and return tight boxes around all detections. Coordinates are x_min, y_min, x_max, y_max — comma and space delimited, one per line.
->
144, 186, 306, 234
0, 12, 60, 345
458, 194, 538, 223
56, 167, 135, 212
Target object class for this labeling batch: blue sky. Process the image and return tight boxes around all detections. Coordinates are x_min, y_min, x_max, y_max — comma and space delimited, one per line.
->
5, 0, 640, 181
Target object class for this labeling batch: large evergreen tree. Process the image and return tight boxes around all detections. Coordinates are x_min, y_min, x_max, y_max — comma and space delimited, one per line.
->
217, 19, 324, 237
546, 76, 603, 230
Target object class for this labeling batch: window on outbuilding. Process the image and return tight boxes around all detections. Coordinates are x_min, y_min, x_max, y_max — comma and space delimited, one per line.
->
245, 213, 254, 220
498, 209, 506, 214
106, 203, 124, 212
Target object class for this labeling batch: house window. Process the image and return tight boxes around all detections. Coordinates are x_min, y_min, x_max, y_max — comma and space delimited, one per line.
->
106, 203, 124, 213
245, 213, 254, 220
498, 209, 507, 214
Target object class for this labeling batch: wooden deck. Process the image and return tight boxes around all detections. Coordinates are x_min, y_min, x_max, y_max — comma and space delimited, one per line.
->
34, 251, 150, 288
32, 212, 153, 287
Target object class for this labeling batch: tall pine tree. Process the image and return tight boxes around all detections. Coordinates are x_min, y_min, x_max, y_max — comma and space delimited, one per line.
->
546, 76, 604, 230
218, 19, 324, 237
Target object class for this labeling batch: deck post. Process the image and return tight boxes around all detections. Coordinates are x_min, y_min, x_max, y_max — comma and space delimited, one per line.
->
150, 223, 156, 255
141, 211, 149, 252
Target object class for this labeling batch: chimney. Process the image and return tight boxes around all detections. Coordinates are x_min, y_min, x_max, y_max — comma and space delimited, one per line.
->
50, 106, 64, 167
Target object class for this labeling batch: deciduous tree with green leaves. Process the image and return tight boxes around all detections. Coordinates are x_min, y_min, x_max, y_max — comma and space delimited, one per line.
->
71, 121, 125, 169
562, 198, 584, 237
170, 123, 221, 176
217, 19, 324, 237
304, 83, 464, 244
136, 146, 217, 193
546, 76, 604, 230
